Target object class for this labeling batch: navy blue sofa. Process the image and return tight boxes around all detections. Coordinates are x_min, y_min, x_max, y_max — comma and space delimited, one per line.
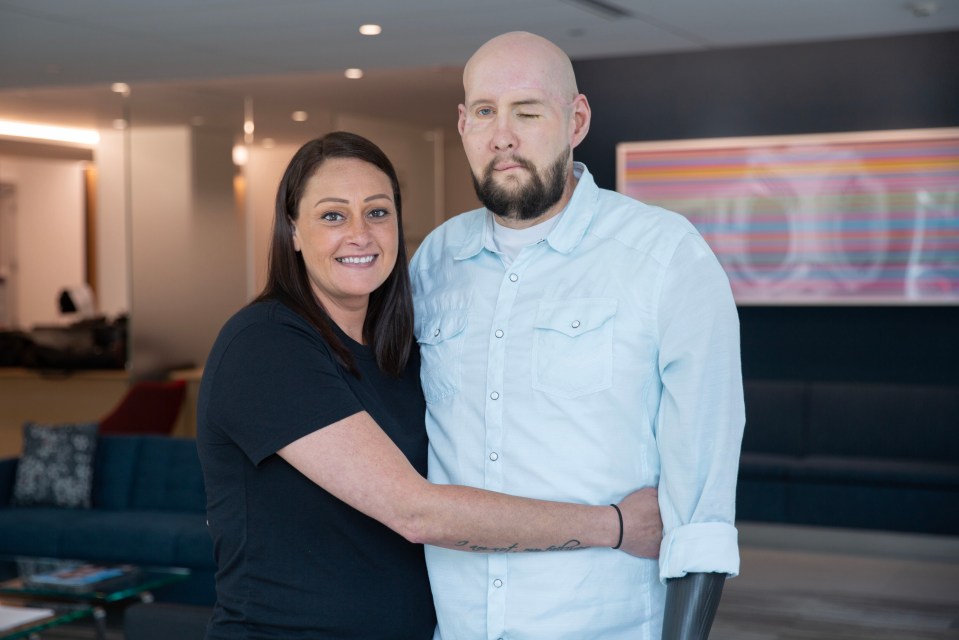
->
0, 434, 214, 605
737, 380, 959, 535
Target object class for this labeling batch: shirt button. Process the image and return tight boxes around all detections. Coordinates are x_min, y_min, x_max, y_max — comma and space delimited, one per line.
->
433, 328, 440, 337
493, 579, 503, 588
571, 320, 581, 329
494, 329, 504, 338
490, 391, 500, 400
489, 452, 499, 461
509, 273, 518, 282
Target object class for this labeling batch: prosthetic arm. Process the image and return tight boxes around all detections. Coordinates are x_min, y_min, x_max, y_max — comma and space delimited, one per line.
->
662, 572, 726, 640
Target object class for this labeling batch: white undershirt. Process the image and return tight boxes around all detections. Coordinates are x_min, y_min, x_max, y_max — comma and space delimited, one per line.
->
491, 212, 563, 266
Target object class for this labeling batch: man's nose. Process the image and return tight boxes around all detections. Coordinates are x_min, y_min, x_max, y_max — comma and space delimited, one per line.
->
491, 117, 517, 152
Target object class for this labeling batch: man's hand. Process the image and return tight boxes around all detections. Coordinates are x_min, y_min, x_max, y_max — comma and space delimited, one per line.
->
616, 488, 662, 558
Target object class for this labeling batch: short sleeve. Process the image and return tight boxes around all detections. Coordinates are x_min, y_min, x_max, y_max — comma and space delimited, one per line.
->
205, 316, 364, 465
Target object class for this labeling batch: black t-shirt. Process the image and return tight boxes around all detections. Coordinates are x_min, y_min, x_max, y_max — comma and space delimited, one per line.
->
197, 300, 435, 639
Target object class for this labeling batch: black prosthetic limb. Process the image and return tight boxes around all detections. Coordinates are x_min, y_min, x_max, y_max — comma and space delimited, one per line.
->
662, 572, 726, 640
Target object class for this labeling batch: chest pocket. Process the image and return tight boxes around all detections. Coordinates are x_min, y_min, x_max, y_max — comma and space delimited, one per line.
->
532, 298, 617, 398
417, 308, 469, 404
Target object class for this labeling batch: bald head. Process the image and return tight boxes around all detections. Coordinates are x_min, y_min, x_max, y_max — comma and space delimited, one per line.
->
457, 31, 591, 225
464, 31, 579, 106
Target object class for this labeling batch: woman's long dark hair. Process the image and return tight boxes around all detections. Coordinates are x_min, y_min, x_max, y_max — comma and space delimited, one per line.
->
253, 131, 414, 377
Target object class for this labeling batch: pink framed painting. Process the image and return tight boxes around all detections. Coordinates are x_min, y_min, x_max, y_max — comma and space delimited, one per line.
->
617, 128, 959, 304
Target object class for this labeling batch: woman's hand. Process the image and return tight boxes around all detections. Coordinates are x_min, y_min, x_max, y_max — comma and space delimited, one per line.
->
616, 488, 663, 559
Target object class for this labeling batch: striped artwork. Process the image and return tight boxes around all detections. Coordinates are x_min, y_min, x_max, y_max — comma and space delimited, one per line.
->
617, 129, 959, 304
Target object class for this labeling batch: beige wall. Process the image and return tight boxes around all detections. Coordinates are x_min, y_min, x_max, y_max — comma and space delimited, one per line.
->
94, 128, 129, 319
0, 155, 85, 328
443, 133, 481, 220
127, 126, 246, 377
245, 142, 302, 299
2, 115, 480, 374
331, 113, 439, 257
242, 121, 480, 296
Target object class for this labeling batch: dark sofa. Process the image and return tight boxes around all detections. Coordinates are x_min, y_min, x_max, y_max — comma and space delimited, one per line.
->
0, 434, 215, 605
737, 380, 959, 535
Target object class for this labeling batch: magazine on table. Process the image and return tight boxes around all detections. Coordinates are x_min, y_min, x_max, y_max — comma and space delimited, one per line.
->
22, 563, 142, 592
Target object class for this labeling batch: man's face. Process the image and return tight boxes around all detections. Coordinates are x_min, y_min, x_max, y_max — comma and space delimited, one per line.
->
458, 59, 576, 223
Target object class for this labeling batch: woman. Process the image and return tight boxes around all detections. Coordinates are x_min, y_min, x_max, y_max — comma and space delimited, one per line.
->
196, 131, 660, 639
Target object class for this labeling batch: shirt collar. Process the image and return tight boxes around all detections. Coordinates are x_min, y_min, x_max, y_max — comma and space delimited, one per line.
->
453, 162, 598, 260
545, 162, 597, 255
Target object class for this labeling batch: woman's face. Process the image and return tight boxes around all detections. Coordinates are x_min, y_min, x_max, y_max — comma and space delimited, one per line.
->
292, 157, 398, 319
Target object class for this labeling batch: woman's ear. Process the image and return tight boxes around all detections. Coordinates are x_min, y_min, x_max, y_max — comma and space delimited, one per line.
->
291, 224, 301, 252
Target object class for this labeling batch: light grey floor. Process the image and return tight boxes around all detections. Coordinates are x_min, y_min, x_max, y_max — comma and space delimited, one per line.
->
713, 523, 959, 639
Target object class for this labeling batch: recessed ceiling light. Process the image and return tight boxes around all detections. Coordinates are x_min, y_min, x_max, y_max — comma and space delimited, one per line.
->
359, 24, 382, 36
344, 68, 364, 79
291, 111, 309, 122
907, 0, 939, 16
111, 82, 130, 96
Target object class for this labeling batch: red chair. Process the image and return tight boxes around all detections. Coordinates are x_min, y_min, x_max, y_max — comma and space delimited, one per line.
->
99, 380, 187, 436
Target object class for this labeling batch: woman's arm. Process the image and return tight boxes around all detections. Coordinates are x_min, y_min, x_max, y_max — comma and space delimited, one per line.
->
278, 410, 662, 558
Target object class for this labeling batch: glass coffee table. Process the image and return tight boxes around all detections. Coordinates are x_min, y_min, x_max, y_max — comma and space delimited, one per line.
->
0, 556, 191, 640
0, 599, 93, 640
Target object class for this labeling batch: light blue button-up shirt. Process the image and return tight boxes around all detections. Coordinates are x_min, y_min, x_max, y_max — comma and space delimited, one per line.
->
410, 163, 745, 640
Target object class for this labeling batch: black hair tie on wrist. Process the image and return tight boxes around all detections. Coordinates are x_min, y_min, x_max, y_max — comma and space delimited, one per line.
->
610, 503, 624, 549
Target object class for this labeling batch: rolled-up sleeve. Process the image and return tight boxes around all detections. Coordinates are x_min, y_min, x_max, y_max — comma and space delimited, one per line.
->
654, 232, 745, 581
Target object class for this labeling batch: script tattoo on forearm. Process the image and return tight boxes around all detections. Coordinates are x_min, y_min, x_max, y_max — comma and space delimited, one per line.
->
453, 540, 590, 553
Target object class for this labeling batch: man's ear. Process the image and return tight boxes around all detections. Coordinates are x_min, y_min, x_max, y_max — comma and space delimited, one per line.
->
570, 94, 591, 150
457, 104, 467, 137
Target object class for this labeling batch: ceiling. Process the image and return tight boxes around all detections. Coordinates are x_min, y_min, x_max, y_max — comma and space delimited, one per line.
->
1, 0, 958, 145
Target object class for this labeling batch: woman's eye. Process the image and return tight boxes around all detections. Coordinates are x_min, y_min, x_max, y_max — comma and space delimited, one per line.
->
321, 211, 344, 222
368, 208, 390, 219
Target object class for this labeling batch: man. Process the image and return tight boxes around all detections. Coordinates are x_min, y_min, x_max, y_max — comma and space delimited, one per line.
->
410, 31, 745, 639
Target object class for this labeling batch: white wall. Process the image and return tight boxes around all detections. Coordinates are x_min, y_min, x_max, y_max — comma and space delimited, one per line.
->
245, 142, 302, 299
128, 126, 246, 377
0, 155, 85, 328
94, 128, 129, 319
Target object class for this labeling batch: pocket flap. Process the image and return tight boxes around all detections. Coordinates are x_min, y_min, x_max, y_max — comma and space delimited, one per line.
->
417, 308, 469, 345
534, 298, 617, 337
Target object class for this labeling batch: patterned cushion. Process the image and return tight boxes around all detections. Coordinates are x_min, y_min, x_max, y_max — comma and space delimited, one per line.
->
13, 422, 99, 508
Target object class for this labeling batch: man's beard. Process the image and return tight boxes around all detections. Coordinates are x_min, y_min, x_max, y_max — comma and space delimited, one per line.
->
472, 148, 569, 222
